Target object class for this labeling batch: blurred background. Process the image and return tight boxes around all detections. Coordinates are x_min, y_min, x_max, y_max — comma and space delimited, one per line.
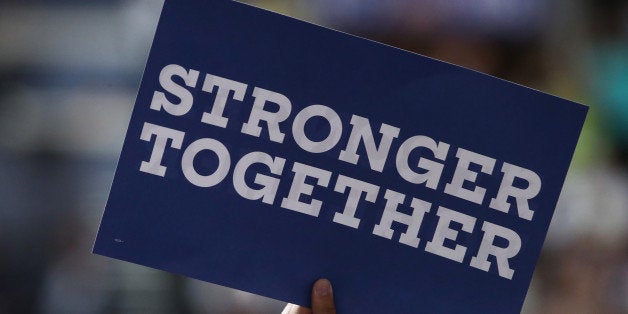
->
0, 0, 626, 313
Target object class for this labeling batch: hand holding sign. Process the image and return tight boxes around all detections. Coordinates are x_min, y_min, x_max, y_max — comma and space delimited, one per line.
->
282, 279, 336, 314
94, 0, 587, 312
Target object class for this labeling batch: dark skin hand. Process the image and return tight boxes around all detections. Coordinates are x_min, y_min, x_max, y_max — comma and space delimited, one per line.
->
281, 279, 336, 314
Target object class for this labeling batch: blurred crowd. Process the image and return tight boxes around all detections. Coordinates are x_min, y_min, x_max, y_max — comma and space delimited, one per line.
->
0, 0, 626, 313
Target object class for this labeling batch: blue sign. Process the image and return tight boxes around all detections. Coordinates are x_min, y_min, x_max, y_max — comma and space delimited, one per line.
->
94, 1, 588, 313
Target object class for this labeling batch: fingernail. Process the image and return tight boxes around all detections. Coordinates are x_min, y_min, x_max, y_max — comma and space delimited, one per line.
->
314, 278, 332, 297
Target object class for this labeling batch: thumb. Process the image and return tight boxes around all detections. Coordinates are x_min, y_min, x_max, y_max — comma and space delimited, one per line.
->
311, 279, 336, 314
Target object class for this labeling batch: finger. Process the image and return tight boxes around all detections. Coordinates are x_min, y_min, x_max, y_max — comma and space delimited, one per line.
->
311, 279, 336, 314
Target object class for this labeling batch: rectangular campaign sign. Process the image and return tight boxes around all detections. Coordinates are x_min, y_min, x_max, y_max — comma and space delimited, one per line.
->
94, 0, 588, 313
